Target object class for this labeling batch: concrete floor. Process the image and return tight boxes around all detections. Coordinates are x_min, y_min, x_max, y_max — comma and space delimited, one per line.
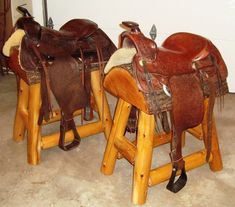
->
0, 74, 235, 207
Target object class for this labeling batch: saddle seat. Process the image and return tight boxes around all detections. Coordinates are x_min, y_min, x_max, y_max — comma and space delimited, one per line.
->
31, 19, 99, 59
59, 19, 98, 40
122, 31, 224, 93
16, 16, 100, 60
162, 32, 210, 61
123, 33, 208, 71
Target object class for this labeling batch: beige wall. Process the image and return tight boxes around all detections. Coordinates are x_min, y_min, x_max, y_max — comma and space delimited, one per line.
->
32, 0, 235, 92
11, 0, 32, 25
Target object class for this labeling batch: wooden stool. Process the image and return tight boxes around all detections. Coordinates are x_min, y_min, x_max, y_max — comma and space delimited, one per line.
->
101, 68, 223, 205
10, 50, 112, 165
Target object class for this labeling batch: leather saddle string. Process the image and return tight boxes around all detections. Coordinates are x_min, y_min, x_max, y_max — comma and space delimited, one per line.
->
30, 42, 53, 119
79, 47, 93, 122
79, 47, 85, 125
204, 55, 219, 161
212, 55, 224, 108
195, 54, 217, 162
141, 60, 165, 133
206, 80, 215, 161
95, 42, 105, 126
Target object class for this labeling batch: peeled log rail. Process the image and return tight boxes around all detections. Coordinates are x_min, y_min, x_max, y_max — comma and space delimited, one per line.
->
148, 149, 212, 186
41, 121, 104, 149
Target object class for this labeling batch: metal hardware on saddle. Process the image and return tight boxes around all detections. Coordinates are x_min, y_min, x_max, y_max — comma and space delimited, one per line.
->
58, 116, 81, 151
166, 166, 187, 193
149, 24, 157, 40
163, 84, 171, 97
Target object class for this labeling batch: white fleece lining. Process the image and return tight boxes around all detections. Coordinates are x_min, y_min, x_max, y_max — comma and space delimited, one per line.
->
104, 47, 136, 73
2, 29, 25, 57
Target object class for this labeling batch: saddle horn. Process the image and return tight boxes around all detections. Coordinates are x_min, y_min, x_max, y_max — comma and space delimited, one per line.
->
17, 5, 32, 17
122, 21, 141, 33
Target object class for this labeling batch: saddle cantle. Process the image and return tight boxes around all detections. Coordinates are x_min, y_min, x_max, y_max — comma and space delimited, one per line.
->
9, 6, 116, 151
105, 21, 228, 193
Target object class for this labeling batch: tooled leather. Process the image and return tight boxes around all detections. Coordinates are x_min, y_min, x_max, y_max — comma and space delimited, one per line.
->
119, 21, 228, 193
121, 30, 227, 95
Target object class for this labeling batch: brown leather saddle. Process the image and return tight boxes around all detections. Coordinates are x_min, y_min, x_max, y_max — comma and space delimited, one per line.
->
120, 21, 228, 193
16, 6, 116, 151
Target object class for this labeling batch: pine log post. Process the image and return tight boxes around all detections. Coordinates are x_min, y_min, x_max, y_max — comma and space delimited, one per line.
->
13, 78, 28, 142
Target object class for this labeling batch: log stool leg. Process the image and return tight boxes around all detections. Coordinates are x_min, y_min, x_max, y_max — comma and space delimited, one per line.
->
132, 111, 155, 205
13, 79, 28, 142
101, 99, 131, 175
27, 83, 41, 165
208, 117, 223, 171
91, 70, 112, 139
202, 99, 223, 171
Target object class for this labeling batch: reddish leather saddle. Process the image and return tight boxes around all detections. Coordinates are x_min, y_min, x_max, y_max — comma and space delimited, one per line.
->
119, 21, 228, 193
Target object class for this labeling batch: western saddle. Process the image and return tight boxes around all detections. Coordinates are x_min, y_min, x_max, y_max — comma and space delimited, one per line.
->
13, 6, 116, 151
102, 21, 228, 200
121, 21, 228, 192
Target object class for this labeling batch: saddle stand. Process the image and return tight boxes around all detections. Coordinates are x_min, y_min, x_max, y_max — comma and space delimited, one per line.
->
4, 6, 116, 164
101, 21, 228, 204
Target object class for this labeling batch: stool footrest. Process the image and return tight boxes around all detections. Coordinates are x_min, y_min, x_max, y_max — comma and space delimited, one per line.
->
41, 120, 103, 149
114, 136, 136, 164
148, 149, 212, 186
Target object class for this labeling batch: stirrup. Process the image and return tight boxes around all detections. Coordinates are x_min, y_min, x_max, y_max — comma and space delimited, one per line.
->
58, 119, 81, 151
166, 166, 187, 193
